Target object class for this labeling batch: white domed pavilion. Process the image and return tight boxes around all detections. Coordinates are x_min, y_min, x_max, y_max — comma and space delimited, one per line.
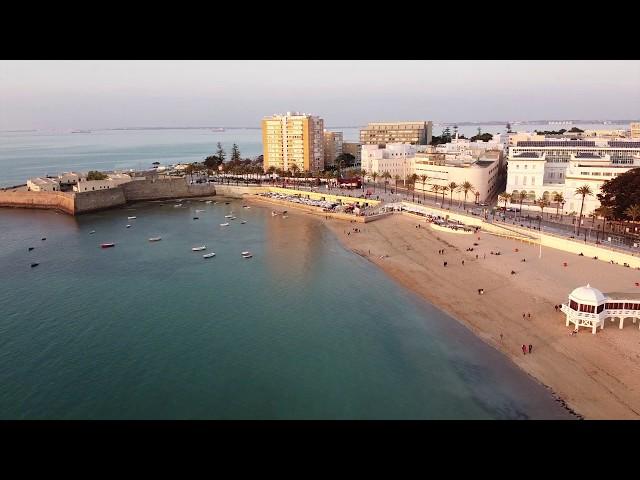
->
561, 284, 640, 334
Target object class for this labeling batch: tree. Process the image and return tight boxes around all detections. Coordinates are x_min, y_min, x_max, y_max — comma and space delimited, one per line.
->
598, 168, 640, 220
498, 192, 511, 211
381, 171, 391, 193
506, 123, 512, 133
594, 205, 614, 242
431, 184, 441, 204
289, 163, 300, 187
470, 132, 493, 142
536, 198, 550, 229
624, 204, 640, 223
419, 175, 429, 201
393, 174, 401, 191
575, 185, 594, 237
371, 172, 379, 192
442, 127, 452, 143
441, 186, 448, 206
459, 181, 475, 210
215, 142, 226, 165
204, 155, 222, 169
406, 175, 417, 202
86, 171, 108, 180
568, 127, 584, 133
448, 182, 459, 206
231, 144, 241, 163
553, 192, 565, 219
335, 153, 356, 169
517, 191, 526, 215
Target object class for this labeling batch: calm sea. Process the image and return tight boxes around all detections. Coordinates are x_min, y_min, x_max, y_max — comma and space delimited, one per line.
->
0, 200, 573, 419
0, 123, 629, 188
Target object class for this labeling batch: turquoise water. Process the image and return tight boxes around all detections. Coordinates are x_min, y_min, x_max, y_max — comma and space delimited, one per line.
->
0, 201, 573, 419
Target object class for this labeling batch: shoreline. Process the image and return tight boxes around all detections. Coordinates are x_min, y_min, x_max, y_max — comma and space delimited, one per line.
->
247, 195, 640, 419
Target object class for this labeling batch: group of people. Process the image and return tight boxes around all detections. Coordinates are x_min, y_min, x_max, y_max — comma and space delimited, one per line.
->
522, 344, 533, 355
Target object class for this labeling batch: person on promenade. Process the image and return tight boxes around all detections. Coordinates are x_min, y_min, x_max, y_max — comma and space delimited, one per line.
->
522, 313, 526, 320
527, 313, 531, 319
528, 344, 533, 354
444, 261, 448, 267
522, 344, 527, 355
500, 333, 503, 341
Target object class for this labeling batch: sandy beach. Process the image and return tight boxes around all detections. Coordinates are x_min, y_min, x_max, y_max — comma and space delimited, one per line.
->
247, 196, 640, 419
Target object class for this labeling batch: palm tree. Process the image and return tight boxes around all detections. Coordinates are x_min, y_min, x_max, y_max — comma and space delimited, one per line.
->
553, 192, 564, 219
498, 192, 511, 211
371, 172, 379, 192
431, 184, 441, 204
459, 181, 475, 210
624, 204, 640, 223
381, 171, 391, 193
289, 164, 300, 188
419, 175, 430, 201
441, 186, 449, 206
448, 182, 459, 207
517, 191, 526, 216
407, 178, 416, 202
574, 185, 593, 237
393, 174, 401, 191
536, 198, 550, 229
594, 205, 613, 242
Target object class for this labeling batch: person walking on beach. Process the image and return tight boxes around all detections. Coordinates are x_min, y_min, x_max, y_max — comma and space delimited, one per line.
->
462, 260, 465, 266
500, 333, 503, 341
527, 313, 531, 319
522, 313, 526, 320
528, 344, 533, 354
444, 261, 447, 267
522, 344, 527, 355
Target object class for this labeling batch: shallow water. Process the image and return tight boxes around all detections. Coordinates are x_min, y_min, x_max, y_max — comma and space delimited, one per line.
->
0, 201, 574, 419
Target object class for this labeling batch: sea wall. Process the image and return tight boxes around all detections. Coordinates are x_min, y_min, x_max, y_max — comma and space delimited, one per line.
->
121, 178, 217, 201
214, 184, 268, 198
74, 188, 127, 214
0, 190, 75, 215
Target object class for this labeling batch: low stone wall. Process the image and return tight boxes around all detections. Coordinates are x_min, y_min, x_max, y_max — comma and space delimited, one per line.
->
214, 184, 268, 198
0, 190, 75, 215
121, 177, 217, 201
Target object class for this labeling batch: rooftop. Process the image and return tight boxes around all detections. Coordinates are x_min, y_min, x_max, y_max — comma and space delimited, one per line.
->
604, 292, 640, 301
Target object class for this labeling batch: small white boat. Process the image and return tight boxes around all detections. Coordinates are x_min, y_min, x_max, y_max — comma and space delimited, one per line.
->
242, 253, 253, 259
205, 200, 213, 204
203, 253, 216, 259
174, 204, 182, 208
89, 230, 96, 234
242, 205, 250, 209
149, 237, 162, 242
128, 216, 137, 220
195, 209, 205, 213
240, 220, 247, 224
126, 225, 132, 228
224, 214, 233, 218
192, 246, 206, 251
229, 216, 237, 220
220, 223, 230, 227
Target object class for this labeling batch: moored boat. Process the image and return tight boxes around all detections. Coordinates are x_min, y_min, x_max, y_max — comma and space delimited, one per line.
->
224, 214, 233, 218
128, 216, 137, 220
126, 225, 131, 228
192, 246, 206, 251
203, 253, 216, 258
240, 220, 246, 224
28, 247, 34, 251
89, 230, 96, 234
101, 243, 115, 248
193, 217, 199, 220
149, 237, 162, 242
195, 209, 205, 213
220, 223, 230, 226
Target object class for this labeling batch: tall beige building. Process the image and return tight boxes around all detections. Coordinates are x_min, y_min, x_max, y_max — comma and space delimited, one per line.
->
360, 121, 433, 146
262, 112, 325, 173
323, 130, 343, 168
631, 122, 640, 139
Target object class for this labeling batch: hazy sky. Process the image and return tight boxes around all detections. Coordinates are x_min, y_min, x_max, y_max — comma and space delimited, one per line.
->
1, 60, 639, 130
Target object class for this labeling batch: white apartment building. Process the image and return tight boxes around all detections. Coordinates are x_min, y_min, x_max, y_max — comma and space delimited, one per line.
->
506, 151, 640, 216
262, 112, 325, 173
631, 123, 640, 139
413, 149, 504, 203
361, 143, 416, 181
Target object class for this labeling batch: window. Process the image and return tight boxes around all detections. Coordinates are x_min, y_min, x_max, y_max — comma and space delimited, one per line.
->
570, 300, 578, 310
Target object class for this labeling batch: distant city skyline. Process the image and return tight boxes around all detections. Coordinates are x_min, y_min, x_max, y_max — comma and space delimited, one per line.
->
1, 60, 639, 130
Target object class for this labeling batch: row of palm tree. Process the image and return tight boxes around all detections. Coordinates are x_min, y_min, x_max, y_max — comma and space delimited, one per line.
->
360, 171, 477, 208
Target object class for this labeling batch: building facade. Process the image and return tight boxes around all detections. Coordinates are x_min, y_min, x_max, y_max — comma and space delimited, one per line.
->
262, 112, 325, 173
323, 130, 343, 168
506, 135, 640, 215
631, 122, 640, 139
342, 142, 362, 168
73, 173, 132, 192
360, 121, 433, 146
361, 144, 416, 182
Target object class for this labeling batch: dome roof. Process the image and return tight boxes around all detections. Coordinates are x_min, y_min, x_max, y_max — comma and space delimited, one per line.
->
570, 284, 605, 304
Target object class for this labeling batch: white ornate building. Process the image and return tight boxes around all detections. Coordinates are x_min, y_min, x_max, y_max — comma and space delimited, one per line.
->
561, 284, 640, 334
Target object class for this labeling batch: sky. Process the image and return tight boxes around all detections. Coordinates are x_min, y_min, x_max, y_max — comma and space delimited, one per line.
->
1, 60, 639, 130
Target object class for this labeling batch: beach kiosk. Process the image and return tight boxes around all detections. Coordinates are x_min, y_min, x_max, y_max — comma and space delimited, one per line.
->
561, 284, 606, 334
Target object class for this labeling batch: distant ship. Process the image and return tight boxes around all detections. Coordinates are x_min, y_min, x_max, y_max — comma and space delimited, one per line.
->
71, 129, 91, 134
211, 127, 225, 132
